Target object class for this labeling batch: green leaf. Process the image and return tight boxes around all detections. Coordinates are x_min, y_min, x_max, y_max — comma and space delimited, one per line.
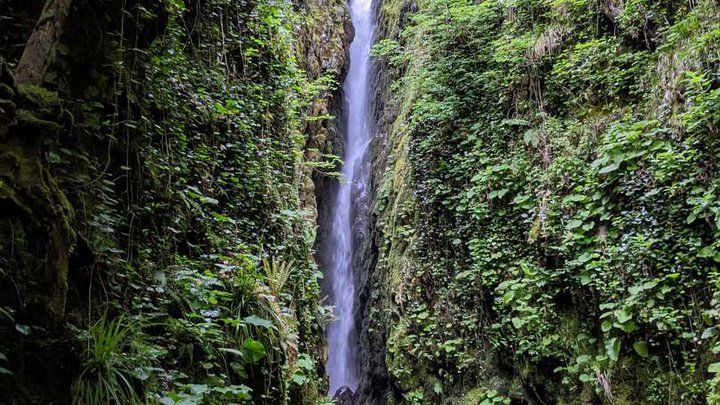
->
579, 373, 594, 382
567, 219, 583, 230
502, 291, 515, 303
709, 362, 720, 374
579, 271, 591, 286
244, 315, 273, 329
219, 348, 245, 357
698, 246, 716, 258
187, 384, 209, 395
562, 194, 587, 204
616, 320, 636, 333
598, 163, 620, 174
0, 367, 11, 375
601, 320, 612, 332
230, 361, 247, 378
576, 251, 596, 265
523, 128, 540, 147
242, 338, 266, 363
614, 309, 632, 324
14, 324, 30, 335
642, 280, 658, 290
702, 327, 717, 340
166, 0, 186, 10
633, 341, 648, 357
291, 373, 308, 385
296, 355, 314, 370
605, 337, 620, 361
455, 270, 475, 280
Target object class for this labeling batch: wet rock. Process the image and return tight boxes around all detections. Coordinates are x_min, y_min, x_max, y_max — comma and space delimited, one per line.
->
333, 386, 355, 405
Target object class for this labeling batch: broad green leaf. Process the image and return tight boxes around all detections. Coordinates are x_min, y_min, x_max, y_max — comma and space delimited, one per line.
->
614, 309, 632, 324
567, 219, 583, 230
601, 320, 612, 332
523, 128, 540, 147
616, 320, 636, 333
576, 251, 596, 265
605, 337, 620, 361
562, 194, 587, 204
598, 163, 620, 174
702, 327, 717, 340
296, 355, 314, 370
291, 373, 308, 385
576, 354, 590, 364
633, 341, 648, 357
698, 246, 716, 258
502, 291, 515, 303
244, 315, 273, 329
242, 338, 266, 363
187, 384, 208, 395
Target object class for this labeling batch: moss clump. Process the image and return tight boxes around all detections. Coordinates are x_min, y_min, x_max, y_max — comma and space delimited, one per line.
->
16, 84, 61, 112
14, 109, 62, 133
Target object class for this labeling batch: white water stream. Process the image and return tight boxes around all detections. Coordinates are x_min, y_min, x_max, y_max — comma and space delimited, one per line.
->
326, 0, 374, 396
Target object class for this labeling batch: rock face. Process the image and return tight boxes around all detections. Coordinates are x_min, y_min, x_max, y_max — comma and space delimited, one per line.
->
295, 0, 352, 230
333, 385, 356, 405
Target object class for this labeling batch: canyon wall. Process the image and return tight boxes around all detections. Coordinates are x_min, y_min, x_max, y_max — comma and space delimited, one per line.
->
364, 0, 720, 403
0, 0, 349, 402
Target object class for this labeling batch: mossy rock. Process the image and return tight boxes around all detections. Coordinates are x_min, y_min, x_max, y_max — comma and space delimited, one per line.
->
15, 109, 63, 135
16, 84, 61, 115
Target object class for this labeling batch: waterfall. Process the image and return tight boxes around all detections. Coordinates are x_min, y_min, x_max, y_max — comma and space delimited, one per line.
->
326, 0, 374, 396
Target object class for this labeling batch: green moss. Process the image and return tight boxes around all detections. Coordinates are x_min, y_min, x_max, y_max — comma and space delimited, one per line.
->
16, 84, 60, 111
14, 109, 62, 133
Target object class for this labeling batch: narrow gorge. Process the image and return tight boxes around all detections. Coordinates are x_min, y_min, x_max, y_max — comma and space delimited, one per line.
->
324, 0, 374, 395
3, 0, 720, 404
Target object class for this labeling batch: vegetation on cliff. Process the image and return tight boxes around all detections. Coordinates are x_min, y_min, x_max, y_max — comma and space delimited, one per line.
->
4, 0, 720, 403
0, 0, 347, 403
370, 0, 720, 403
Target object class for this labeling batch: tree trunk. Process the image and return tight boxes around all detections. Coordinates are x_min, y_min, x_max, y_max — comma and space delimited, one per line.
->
14, 0, 72, 85
4, 0, 76, 317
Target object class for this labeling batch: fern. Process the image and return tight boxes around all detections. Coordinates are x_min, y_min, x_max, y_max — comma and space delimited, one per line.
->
263, 258, 294, 296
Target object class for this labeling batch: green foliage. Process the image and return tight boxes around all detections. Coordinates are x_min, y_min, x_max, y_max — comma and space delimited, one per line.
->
263, 258, 294, 296
0, 0, 345, 401
373, 0, 720, 402
72, 315, 143, 404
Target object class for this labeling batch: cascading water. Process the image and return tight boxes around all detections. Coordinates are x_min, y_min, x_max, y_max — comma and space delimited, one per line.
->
326, 0, 374, 396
